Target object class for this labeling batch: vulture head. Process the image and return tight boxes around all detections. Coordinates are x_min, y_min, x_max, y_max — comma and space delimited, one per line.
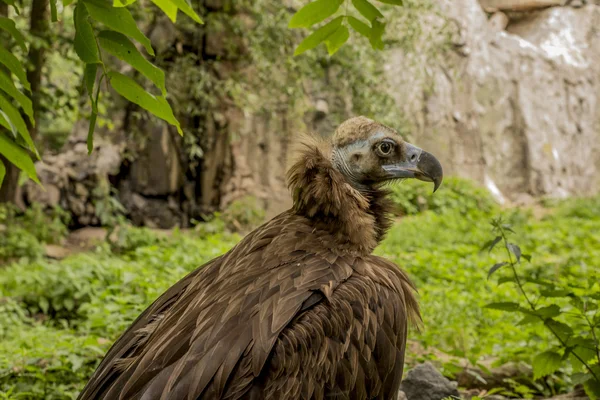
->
288, 116, 443, 252
331, 116, 443, 192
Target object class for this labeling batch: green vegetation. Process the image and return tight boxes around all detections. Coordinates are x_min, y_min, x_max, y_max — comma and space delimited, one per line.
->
481, 219, 600, 398
380, 180, 600, 398
0, 0, 408, 190
388, 177, 498, 216
0, 0, 204, 189
0, 204, 69, 261
0, 227, 239, 399
1, 178, 599, 398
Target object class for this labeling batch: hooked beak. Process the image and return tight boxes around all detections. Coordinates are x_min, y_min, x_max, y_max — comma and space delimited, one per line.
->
382, 143, 444, 192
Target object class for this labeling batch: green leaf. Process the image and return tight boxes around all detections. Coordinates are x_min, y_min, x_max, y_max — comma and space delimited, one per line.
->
63, 298, 75, 311
74, 3, 101, 64
532, 351, 562, 379
0, 17, 27, 51
545, 319, 574, 342
0, 109, 16, 136
522, 254, 531, 262
584, 374, 600, 400
481, 236, 502, 253
83, 63, 98, 153
39, 297, 50, 314
568, 336, 596, 348
487, 262, 507, 279
63, 0, 76, 6
533, 304, 561, 319
525, 277, 554, 287
497, 276, 516, 285
352, 0, 383, 22
376, 0, 403, 4
289, 0, 344, 28
347, 16, 370, 39
0, 92, 36, 153
164, 0, 202, 24
542, 289, 573, 298
294, 16, 344, 56
571, 342, 598, 364
0, 46, 31, 91
508, 243, 521, 262
151, 0, 177, 22
0, 70, 34, 123
87, 109, 98, 154
108, 71, 182, 134
98, 30, 166, 95
325, 25, 349, 55
0, 159, 5, 187
369, 19, 385, 50
83, 0, 155, 56
84, 63, 98, 107
50, 0, 58, 21
113, 0, 136, 6
0, 133, 39, 184
517, 314, 541, 326
484, 302, 525, 312
502, 224, 515, 233
572, 372, 592, 385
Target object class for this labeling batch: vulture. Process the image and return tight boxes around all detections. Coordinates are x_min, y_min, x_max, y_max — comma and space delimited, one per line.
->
78, 116, 443, 400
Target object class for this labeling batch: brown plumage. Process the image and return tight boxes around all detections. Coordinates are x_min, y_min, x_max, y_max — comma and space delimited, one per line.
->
78, 116, 443, 400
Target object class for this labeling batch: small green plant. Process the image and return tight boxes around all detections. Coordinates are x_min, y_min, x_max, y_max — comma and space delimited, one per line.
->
543, 196, 600, 220
484, 218, 600, 399
0, 204, 69, 262
109, 225, 164, 254
21, 203, 71, 244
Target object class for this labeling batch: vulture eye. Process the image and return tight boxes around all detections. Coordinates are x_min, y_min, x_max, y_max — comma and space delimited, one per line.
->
376, 141, 395, 157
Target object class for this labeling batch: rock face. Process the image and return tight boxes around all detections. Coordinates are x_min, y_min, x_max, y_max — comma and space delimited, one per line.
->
24, 137, 124, 227
400, 362, 460, 400
24, 1, 600, 227
385, 0, 600, 201
127, 118, 183, 197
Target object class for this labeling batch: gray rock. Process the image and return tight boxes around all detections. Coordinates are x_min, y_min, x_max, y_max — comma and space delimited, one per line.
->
479, 0, 562, 12
400, 363, 460, 400
128, 119, 183, 197
22, 139, 124, 226
385, 0, 600, 201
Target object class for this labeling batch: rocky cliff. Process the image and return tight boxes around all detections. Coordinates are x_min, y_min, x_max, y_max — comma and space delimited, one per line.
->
23, 0, 600, 228
386, 0, 600, 203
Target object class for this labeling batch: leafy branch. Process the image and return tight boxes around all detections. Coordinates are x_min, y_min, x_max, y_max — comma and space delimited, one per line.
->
0, 0, 203, 187
288, 0, 403, 55
0, 0, 404, 189
484, 218, 600, 398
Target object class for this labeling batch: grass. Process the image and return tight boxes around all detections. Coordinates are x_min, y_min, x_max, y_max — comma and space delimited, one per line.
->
0, 180, 598, 398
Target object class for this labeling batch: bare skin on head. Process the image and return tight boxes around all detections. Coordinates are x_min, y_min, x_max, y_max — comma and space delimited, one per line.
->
78, 116, 443, 400
331, 116, 443, 191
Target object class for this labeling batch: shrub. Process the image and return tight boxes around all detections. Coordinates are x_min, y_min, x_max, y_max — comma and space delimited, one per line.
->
0, 204, 69, 262
388, 177, 498, 217
481, 219, 600, 398
543, 196, 600, 220
0, 227, 240, 398
109, 225, 164, 254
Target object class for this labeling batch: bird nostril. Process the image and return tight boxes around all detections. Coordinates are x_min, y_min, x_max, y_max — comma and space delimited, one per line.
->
410, 154, 417, 162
